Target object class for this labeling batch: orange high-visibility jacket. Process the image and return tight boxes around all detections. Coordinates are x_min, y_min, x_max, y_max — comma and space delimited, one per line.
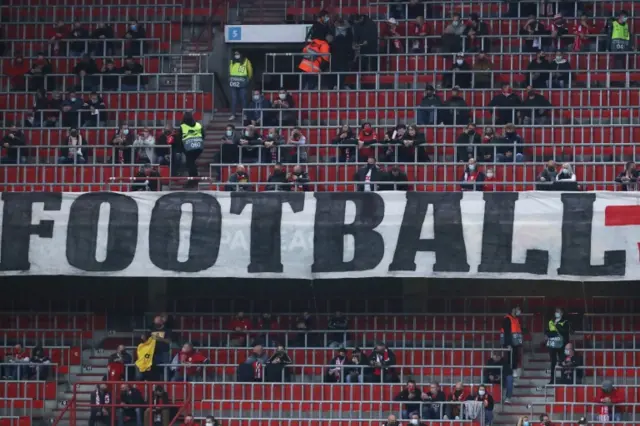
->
299, 39, 330, 73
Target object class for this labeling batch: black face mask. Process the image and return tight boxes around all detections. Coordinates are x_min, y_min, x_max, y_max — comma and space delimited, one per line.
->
548, 167, 555, 171
506, 131, 515, 136
468, 129, 476, 135
367, 164, 375, 169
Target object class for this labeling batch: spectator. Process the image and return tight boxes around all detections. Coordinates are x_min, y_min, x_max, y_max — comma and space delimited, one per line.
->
225, 165, 252, 192
244, 344, 269, 382
407, 0, 427, 20
307, 10, 330, 41
26, 53, 54, 92
550, 14, 570, 51
5, 55, 30, 91
538, 160, 557, 182
347, 347, 368, 384
573, 13, 595, 52
260, 128, 285, 164
399, 124, 427, 162
235, 125, 260, 163
30, 345, 51, 380
456, 122, 481, 163
527, 50, 551, 89
615, 161, 639, 191
382, 17, 404, 54
594, 380, 623, 422
124, 19, 147, 56
550, 51, 572, 88
171, 343, 208, 382
385, 166, 409, 191
442, 13, 465, 53
607, 11, 632, 70
488, 83, 521, 125
357, 122, 377, 162
330, 17, 354, 90
472, 51, 494, 89
48, 21, 68, 55
352, 14, 379, 71
60, 91, 84, 128
483, 167, 498, 191
1, 124, 26, 164
74, 54, 99, 91
327, 311, 348, 347
120, 56, 144, 91
382, 414, 400, 426
89, 384, 112, 426
204, 417, 220, 426
408, 412, 426, 426
286, 126, 307, 163
421, 382, 446, 420
497, 123, 524, 162
91, 22, 114, 56
82, 91, 105, 127
517, 416, 530, 426
157, 124, 182, 169
111, 124, 135, 163
540, 413, 552, 426
68, 21, 90, 56
44, 91, 63, 127
266, 345, 292, 382
265, 162, 289, 191
229, 311, 252, 346
149, 315, 172, 377
520, 88, 551, 125
501, 306, 523, 377
369, 343, 396, 383
355, 157, 384, 192
442, 86, 469, 125
484, 352, 514, 403
325, 347, 352, 383
107, 344, 132, 381
417, 85, 442, 125
299, 36, 330, 90
471, 385, 494, 425
478, 127, 497, 162
143, 386, 169, 426
394, 379, 422, 419
292, 312, 314, 347
118, 384, 144, 426
271, 88, 296, 126
181, 413, 196, 426
410, 16, 429, 53
577, 417, 587, 425
3, 344, 30, 379
133, 127, 158, 164
332, 124, 358, 162
444, 53, 472, 89
228, 51, 253, 122
58, 127, 87, 164
556, 163, 576, 183
133, 165, 162, 191
101, 59, 121, 91
546, 307, 571, 384
464, 13, 489, 52
288, 165, 310, 191
445, 382, 469, 420
254, 313, 279, 346
460, 158, 485, 191
245, 89, 273, 127
381, 124, 406, 162
557, 342, 582, 384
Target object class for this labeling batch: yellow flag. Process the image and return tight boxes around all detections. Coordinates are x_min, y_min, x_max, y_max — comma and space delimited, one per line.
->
135, 338, 157, 373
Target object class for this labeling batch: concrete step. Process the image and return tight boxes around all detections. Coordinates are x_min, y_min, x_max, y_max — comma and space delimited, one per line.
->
74, 373, 106, 382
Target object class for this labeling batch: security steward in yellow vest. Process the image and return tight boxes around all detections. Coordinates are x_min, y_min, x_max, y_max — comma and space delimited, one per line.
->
545, 307, 571, 384
179, 111, 204, 185
228, 51, 253, 121
500, 306, 523, 376
609, 10, 631, 52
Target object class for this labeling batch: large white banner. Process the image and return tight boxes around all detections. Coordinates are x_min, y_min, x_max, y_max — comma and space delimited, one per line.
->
0, 191, 639, 280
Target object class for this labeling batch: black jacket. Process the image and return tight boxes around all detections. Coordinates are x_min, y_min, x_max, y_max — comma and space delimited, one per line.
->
488, 93, 522, 125
520, 93, 552, 120
445, 61, 472, 88
157, 130, 182, 156
615, 169, 639, 190
101, 67, 121, 91
560, 353, 583, 382
108, 351, 132, 364
455, 131, 482, 162
332, 129, 358, 159
268, 351, 292, 364
68, 26, 90, 53
121, 388, 145, 406
551, 59, 572, 85
460, 168, 485, 191
133, 169, 161, 191
265, 170, 289, 191
394, 388, 422, 416
2, 131, 26, 160
484, 357, 513, 383
355, 165, 385, 191
289, 171, 310, 191
90, 389, 112, 406
74, 59, 99, 75
120, 62, 145, 87
384, 171, 409, 191
442, 95, 469, 125
527, 58, 551, 88
497, 132, 524, 156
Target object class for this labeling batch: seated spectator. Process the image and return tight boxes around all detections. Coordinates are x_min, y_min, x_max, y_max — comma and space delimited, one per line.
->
478, 127, 497, 162
327, 311, 348, 347
385, 165, 409, 191
254, 312, 279, 346
573, 13, 595, 52
124, 19, 147, 56
30, 345, 51, 380
489, 84, 521, 126
484, 167, 497, 191
399, 124, 427, 162
260, 127, 284, 163
288, 165, 310, 191
557, 343, 582, 384
133, 127, 158, 164
218, 124, 241, 164
594, 380, 624, 422
394, 379, 422, 419
517, 416, 530, 426
91, 22, 115, 56
229, 311, 252, 346
157, 124, 181, 168
380, 124, 406, 162
243, 344, 269, 382
442, 86, 469, 125
292, 312, 314, 347
171, 343, 208, 382
550, 14, 570, 51
456, 122, 481, 163
368, 343, 396, 383
484, 352, 514, 403
74, 54, 100, 91
5, 55, 30, 91
143, 386, 169, 426
615, 161, 639, 191
460, 158, 485, 191
111, 124, 135, 164
58, 127, 87, 164
346, 347, 368, 384
286, 126, 307, 163
89, 384, 112, 426
1, 124, 26, 164
266, 162, 289, 191
527, 50, 551, 89
42, 91, 63, 127
225, 165, 252, 192
118, 384, 144, 426
245, 89, 273, 127
101, 59, 121, 91
464, 13, 489, 52
332, 124, 358, 162
445, 382, 469, 420
409, 15, 429, 53
266, 344, 292, 382
538, 160, 557, 183
271, 88, 296, 126
472, 51, 494, 89
325, 347, 352, 383
107, 344, 132, 381
539, 413, 552, 426
520, 88, 551, 125
550, 51, 572, 88
3, 344, 30, 379
520, 16, 548, 53
420, 382, 446, 420
132, 165, 163, 192
442, 13, 465, 53
355, 157, 384, 192
444, 53, 472, 89
556, 163, 576, 182
470, 385, 494, 425
382, 414, 400, 426
120, 56, 144, 91
408, 412, 427, 426
26, 53, 54, 92
47, 21, 68, 55
417, 85, 442, 125
68, 21, 90, 56
82, 91, 106, 127
204, 417, 220, 426
382, 17, 404, 54
237, 125, 263, 163
496, 123, 524, 162
60, 91, 84, 128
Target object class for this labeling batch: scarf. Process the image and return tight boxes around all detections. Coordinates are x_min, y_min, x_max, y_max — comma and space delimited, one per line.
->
373, 350, 390, 375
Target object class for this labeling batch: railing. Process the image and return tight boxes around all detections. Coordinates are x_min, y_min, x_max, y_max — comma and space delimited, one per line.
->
547, 403, 640, 423
0, 398, 33, 420
2, 329, 84, 346
0, 362, 58, 382
3, 38, 162, 58
551, 366, 640, 385
0, 377, 58, 410
1, 4, 182, 22
574, 331, 640, 349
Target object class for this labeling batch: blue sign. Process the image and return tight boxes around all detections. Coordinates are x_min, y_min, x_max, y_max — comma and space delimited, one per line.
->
227, 27, 242, 41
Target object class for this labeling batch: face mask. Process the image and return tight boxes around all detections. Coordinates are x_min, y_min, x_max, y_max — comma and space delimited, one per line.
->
455, 388, 463, 394
456, 59, 464, 65
123, 129, 129, 135
279, 93, 286, 100
468, 129, 475, 135
323, 16, 329, 23
621, 17, 628, 23
70, 97, 76, 102
226, 130, 233, 137
368, 163, 375, 169
478, 390, 485, 396
268, 133, 274, 138
564, 350, 571, 356
91, 98, 98, 103
556, 55, 563, 61
234, 54, 241, 60
503, 89, 512, 96
486, 172, 494, 178
253, 95, 260, 101
468, 164, 476, 171
131, 25, 137, 30
245, 131, 250, 137
410, 420, 419, 425
555, 312, 562, 318
453, 20, 460, 26
523, 422, 529, 426
515, 309, 522, 316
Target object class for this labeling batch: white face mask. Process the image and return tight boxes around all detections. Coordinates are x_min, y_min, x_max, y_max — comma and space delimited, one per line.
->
556, 55, 563, 61
410, 420, 419, 425
253, 95, 260, 101
234, 54, 241, 60
564, 349, 571, 356
279, 93, 287, 100
486, 172, 494, 178
515, 309, 522, 316
456, 59, 464, 65
123, 129, 129, 135
468, 164, 476, 171
478, 390, 486, 396
621, 17, 628, 23
245, 131, 251, 137
70, 97, 76, 102
555, 312, 562, 319
206, 422, 213, 426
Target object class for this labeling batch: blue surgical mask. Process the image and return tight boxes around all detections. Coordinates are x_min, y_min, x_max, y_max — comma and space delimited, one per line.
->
225, 130, 233, 137
523, 422, 529, 426
468, 164, 476, 171
70, 97, 76, 102
253, 95, 260, 102
555, 312, 562, 319
131, 25, 137, 30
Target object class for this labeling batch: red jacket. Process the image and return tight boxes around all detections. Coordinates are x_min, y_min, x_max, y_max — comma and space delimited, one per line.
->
595, 387, 624, 405
177, 350, 208, 377
229, 317, 252, 339
107, 362, 125, 381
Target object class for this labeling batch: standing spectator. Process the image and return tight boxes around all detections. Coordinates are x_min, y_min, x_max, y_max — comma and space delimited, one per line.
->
225, 164, 252, 192
557, 343, 582, 384
472, 51, 494, 89
330, 17, 354, 90
287, 165, 311, 191
460, 158, 485, 191
385, 166, 409, 191
407, 0, 427, 20
111, 124, 135, 163
442, 86, 469, 125
556, 163, 577, 182
108, 344, 132, 381
442, 13, 465, 53
133, 127, 157, 164
471, 385, 494, 425
527, 50, 551, 89
382, 18, 405, 54
410, 16, 429, 53
179, 111, 204, 185
327, 311, 348, 348
170, 343, 208, 382
91, 22, 114, 56
30, 346, 51, 380
355, 157, 384, 192
394, 379, 422, 419
538, 160, 558, 182
445, 382, 469, 420
399, 124, 426, 162
157, 124, 182, 170
332, 124, 358, 162
488, 84, 521, 125
420, 382, 446, 420
89, 384, 112, 426
573, 13, 595, 52
484, 352, 514, 404
444, 53, 472, 89
143, 386, 169, 426
352, 14, 379, 71
478, 127, 497, 162
369, 343, 396, 383
124, 19, 147, 56
244, 344, 269, 382
549, 14, 570, 50
520, 16, 548, 52
615, 161, 638, 190
68, 21, 90, 56
455, 122, 481, 163
27, 53, 54, 92
118, 384, 144, 426
520, 88, 552, 125
120, 56, 144, 91
74, 54, 99, 91
546, 307, 571, 384
496, 123, 524, 162
229, 51, 253, 122
594, 380, 624, 421
1, 125, 26, 164
48, 21, 68, 55
306, 10, 330, 41
245, 89, 273, 127
229, 312, 252, 346
417, 85, 442, 125
347, 347, 368, 383
550, 51, 572, 88
149, 315, 172, 378
607, 11, 632, 70
464, 13, 489, 52
357, 122, 378, 161
58, 127, 87, 164
101, 59, 121, 91
501, 306, 523, 377
271, 88, 296, 126
4, 55, 30, 91
325, 347, 352, 383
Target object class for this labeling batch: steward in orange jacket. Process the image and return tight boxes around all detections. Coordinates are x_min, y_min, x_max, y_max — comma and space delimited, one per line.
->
299, 38, 330, 73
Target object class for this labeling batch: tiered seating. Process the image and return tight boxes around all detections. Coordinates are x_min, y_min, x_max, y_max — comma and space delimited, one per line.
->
550, 385, 640, 416
0, 382, 57, 405
0, 345, 81, 369
0, 313, 106, 331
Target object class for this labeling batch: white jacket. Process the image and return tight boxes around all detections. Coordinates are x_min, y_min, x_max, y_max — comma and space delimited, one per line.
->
133, 135, 156, 162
